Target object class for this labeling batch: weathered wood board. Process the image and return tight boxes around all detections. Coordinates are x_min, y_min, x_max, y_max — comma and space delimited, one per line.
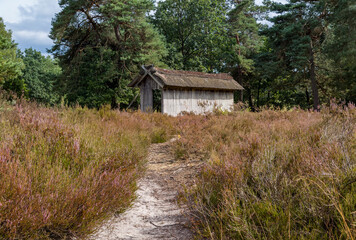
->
162, 89, 233, 116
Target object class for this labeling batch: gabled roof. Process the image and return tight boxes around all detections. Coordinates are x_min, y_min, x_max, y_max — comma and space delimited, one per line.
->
128, 65, 244, 91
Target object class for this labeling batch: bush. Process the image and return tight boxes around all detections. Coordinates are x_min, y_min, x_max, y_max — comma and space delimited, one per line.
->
1, 99, 354, 240
176, 105, 356, 239
0, 101, 174, 239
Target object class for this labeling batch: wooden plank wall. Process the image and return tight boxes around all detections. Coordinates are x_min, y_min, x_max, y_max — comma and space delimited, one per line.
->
162, 89, 234, 116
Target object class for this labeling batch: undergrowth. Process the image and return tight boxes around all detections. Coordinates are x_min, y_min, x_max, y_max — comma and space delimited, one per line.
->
175, 104, 356, 239
0, 97, 355, 240
0, 99, 174, 239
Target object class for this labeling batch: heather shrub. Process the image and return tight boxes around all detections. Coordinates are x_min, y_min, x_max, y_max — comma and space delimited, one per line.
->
176, 106, 356, 239
1, 97, 354, 240
0, 102, 174, 239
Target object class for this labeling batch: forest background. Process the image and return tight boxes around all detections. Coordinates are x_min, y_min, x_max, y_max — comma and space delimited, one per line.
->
0, 0, 355, 110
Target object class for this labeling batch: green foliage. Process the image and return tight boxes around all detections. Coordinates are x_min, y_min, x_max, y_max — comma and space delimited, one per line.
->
226, 0, 262, 72
0, 18, 25, 94
258, 0, 328, 110
323, 0, 356, 103
50, 0, 166, 109
151, 0, 230, 72
154, 0, 351, 110
152, 0, 263, 109
225, 0, 263, 109
251, 0, 354, 109
19, 48, 61, 105
0, 0, 349, 110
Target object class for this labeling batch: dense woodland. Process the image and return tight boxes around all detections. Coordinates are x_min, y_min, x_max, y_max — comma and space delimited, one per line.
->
0, 0, 355, 110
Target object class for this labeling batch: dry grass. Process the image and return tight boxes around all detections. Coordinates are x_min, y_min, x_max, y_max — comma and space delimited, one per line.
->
0, 99, 174, 239
174, 105, 356, 239
0, 97, 355, 240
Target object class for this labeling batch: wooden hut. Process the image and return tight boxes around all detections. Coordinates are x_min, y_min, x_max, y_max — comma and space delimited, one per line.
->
128, 65, 243, 116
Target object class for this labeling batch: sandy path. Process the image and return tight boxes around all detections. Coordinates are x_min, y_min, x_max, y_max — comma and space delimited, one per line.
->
91, 140, 202, 239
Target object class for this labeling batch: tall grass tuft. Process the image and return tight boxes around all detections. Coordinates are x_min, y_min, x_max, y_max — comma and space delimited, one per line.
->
0, 100, 174, 239
176, 104, 356, 239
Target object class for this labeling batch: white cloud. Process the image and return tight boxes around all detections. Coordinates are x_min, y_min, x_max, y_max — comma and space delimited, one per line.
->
0, 0, 60, 53
14, 30, 53, 45
0, 0, 39, 23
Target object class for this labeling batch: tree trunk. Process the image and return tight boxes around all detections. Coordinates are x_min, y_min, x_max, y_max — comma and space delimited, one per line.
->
238, 66, 244, 102
111, 96, 119, 109
247, 87, 255, 112
257, 79, 261, 108
305, 87, 310, 108
235, 34, 243, 102
309, 41, 320, 111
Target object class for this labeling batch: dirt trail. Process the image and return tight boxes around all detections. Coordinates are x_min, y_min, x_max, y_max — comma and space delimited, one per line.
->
91, 139, 203, 240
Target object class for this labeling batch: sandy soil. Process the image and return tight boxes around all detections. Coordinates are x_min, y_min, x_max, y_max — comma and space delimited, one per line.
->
91, 139, 203, 240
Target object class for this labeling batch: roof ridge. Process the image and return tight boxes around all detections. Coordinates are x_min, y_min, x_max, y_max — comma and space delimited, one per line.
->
154, 67, 233, 80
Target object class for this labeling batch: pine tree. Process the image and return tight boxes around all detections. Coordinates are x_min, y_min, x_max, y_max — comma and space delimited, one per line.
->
225, 0, 263, 108
50, 0, 166, 109
263, 0, 328, 110
324, 0, 356, 103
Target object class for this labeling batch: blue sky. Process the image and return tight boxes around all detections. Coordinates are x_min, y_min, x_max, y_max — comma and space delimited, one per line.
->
0, 0, 285, 55
0, 0, 60, 55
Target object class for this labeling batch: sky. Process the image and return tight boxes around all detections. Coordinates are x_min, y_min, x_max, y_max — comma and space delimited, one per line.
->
0, 0, 285, 55
0, 0, 60, 54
